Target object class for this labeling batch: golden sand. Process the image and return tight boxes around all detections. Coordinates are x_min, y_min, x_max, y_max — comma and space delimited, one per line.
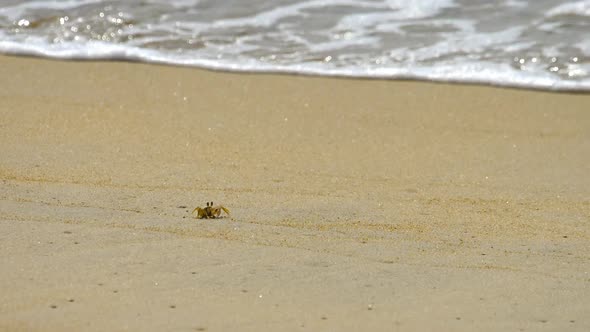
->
0, 55, 589, 331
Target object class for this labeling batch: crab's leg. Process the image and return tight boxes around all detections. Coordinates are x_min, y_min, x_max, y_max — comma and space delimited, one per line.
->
192, 207, 199, 217
220, 206, 230, 215
192, 207, 207, 219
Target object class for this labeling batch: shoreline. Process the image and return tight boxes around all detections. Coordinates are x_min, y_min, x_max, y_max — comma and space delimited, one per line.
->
4, 52, 590, 94
1, 54, 589, 331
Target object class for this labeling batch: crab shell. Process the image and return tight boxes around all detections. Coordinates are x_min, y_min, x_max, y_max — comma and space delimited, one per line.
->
192, 205, 230, 219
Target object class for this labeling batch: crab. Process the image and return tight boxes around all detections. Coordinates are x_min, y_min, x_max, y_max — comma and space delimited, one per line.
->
192, 201, 230, 219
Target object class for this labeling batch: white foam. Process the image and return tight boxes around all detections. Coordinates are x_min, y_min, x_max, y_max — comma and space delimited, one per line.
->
384, 0, 456, 19
504, 0, 528, 8
211, 0, 382, 29
575, 38, 590, 56
547, 0, 590, 17
334, 0, 456, 32
0, 0, 103, 20
384, 26, 524, 63
2, 33, 589, 91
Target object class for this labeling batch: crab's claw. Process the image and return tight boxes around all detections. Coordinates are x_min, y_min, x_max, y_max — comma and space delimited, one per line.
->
220, 206, 231, 215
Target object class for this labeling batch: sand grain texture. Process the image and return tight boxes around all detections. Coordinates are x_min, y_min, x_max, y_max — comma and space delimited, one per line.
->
0, 55, 589, 331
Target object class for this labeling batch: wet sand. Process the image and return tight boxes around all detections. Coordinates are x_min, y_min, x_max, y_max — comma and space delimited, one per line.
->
0, 54, 589, 331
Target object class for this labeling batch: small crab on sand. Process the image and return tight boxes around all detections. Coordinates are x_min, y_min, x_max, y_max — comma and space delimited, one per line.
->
192, 202, 230, 219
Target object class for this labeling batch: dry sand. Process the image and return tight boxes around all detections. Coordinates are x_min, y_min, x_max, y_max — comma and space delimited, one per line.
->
0, 54, 589, 331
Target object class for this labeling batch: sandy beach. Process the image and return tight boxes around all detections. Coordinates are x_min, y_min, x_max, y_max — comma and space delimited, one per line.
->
0, 54, 589, 331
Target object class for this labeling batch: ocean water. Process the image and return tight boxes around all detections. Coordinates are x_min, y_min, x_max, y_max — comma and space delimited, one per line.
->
1, 0, 589, 91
